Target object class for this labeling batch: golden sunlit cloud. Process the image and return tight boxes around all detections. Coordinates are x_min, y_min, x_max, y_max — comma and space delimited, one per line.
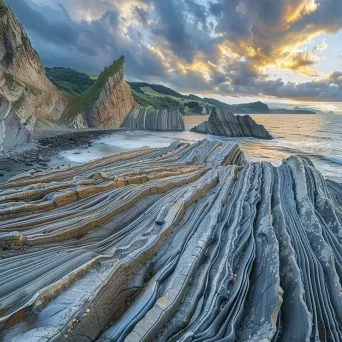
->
280, 51, 321, 76
284, 0, 318, 25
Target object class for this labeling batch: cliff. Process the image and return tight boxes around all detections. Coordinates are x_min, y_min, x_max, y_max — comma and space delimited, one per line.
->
0, 1, 67, 150
0, 96, 31, 152
65, 56, 134, 129
121, 107, 185, 131
1, 140, 342, 341
191, 108, 273, 139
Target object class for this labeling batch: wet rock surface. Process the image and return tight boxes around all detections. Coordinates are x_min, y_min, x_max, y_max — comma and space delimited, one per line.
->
0, 129, 122, 182
191, 108, 273, 139
0, 140, 341, 341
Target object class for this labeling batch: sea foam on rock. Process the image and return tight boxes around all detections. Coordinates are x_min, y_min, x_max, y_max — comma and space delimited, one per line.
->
121, 107, 185, 131
0, 140, 342, 341
191, 107, 273, 139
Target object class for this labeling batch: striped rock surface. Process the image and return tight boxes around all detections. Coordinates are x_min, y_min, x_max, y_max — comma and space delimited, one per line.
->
0, 98, 31, 152
0, 140, 342, 342
191, 108, 273, 140
121, 108, 185, 131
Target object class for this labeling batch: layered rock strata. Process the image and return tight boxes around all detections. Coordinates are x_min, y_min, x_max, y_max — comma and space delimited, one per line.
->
0, 2, 67, 148
0, 97, 31, 152
191, 108, 273, 139
68, 56, 134, 129
0, 140, 342, 341
121, 107, 185, 131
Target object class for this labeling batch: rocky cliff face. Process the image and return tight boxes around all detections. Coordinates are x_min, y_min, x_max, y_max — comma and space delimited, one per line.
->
0, 96, 31, 152
191, 108, 273, 139
121, 107, 185, 131
1, 140, 342, 341
68, 57, 134, 129
0, 2, 67, 150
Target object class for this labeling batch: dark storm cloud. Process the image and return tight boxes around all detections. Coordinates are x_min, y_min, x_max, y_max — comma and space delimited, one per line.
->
5, 0, 168, 77
150, 0, 195, 61
4, 0, 342, 102
6, 0, 119, 57
6, 0, 78, 46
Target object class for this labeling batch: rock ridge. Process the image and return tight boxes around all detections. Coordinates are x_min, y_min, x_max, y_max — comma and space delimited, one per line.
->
0, 140, 342, 341
67, 56, 134, 129
121, 107, 185, 131
191, 107, 273, 139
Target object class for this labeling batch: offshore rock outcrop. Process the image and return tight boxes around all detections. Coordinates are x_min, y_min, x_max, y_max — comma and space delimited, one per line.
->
121, 107, 185, 131
67, 56, 134, 129
0, 1, 67, 149
191, 108, 273, 139
1, 140, 342, 341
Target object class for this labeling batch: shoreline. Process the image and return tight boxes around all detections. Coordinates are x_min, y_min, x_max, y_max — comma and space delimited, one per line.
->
0, 128, 125, 183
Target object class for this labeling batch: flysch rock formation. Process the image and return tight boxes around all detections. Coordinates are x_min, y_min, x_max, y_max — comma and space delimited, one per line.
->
0, 1, 67, 150
0, 139, 342, 341
0, 97, 31, 152
191, 107, 273, 139
121, 107, 185, 131
68, 56, 134, 129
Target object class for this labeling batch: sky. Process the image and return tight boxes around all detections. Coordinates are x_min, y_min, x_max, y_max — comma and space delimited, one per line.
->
5, 0, 342, 112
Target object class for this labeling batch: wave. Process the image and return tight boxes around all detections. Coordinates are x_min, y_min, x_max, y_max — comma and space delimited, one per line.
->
324, 156, 342, 165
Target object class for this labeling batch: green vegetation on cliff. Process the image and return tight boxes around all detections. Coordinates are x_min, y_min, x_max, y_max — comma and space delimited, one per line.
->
45, 64, 317, 117
45, 67, 95, 96
0, 0, 8, 15
60, 56, 125, 123
128, 82, 209, 111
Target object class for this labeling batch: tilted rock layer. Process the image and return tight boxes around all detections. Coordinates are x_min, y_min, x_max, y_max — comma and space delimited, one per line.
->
1, 140, 342, 341
191, 108, 273, 139
0, 3, 67, 150
0, 97, 31, 152
69, 57, 134, 129
121, 107, 185, 131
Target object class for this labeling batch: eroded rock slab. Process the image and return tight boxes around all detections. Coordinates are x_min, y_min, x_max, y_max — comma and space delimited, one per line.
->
121, 107, 185, 131
68, 57, 134, 130
0, 140, 341, 342
191, 107, 273, 139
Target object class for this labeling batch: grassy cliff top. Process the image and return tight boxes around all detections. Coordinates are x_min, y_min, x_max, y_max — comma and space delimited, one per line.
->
0, 0, 8, 15
61, 56, 125, 123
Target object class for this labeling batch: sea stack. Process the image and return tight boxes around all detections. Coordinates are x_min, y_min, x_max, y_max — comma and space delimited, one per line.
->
66, 56, 134, 129
191, 108, 273, 139
0, 1, 67, 150
121, 107, 185, 131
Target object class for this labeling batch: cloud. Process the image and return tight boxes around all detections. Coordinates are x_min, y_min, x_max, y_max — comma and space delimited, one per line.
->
281, 51, 321, 76
4, 0, 342, 102
313, 39, 328, 53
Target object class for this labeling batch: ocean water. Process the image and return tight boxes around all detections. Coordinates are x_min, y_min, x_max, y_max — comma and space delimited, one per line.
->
59, 114, 342, 182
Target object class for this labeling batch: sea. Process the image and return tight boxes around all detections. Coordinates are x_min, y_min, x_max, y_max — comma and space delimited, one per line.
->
59, 114, 342, 182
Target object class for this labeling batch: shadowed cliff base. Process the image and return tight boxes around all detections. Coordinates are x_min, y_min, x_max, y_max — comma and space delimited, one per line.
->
0, 140, 341, 341
191, 108, 273, 140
